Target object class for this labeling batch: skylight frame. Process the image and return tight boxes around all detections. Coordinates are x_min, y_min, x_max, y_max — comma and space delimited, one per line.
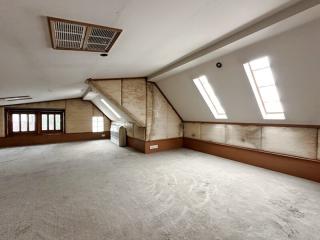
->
243, 56, 285, 120
193, 75, 227, 119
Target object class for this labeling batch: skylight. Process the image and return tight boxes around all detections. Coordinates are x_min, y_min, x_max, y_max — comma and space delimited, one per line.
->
101, 99, 121, 118
193, 75, 227, 119
244, 57, 285, 120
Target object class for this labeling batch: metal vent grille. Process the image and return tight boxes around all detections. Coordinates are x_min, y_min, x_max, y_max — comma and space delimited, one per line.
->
53, 21, 85, 49
86, 27, 117, 51
48, 17, 122, 53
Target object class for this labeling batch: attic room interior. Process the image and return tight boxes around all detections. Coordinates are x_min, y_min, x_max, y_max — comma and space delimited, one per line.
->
1, 0, 320, 239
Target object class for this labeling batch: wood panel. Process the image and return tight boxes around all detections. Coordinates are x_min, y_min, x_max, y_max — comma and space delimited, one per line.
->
184, 121, 320, 129
0, 99, 111, 137
200, 123, 225, 143
65, 99, 93, 133
127, 136, 183, 153
167, 104, 183, 139
318, 129, 320, 160
262, 127, 318, 159
0, 107, 4, 137
0, 132, 110, 148
145, 138, 183, 154
146, 83, 182, 141
149, 84, 168, 140
133, 125, 146, 141
226, 125, 261, 149
183, 137, 320, 183
183, 122, 201, 139
145, 83, 153, 141
127, 136, 145, 153
92, 80, 122, 105
122, 79, 146, 126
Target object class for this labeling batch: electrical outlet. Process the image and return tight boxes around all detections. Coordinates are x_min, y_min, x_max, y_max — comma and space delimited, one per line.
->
150, 144, 159, 150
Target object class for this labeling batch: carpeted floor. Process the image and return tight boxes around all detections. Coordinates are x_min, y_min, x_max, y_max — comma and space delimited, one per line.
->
0, 140, 319, 240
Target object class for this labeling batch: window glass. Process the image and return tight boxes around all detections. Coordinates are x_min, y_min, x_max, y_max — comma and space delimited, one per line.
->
243, 56, 285, 120
193, 75, 227, 119
12, 114, 20, 132
48, 114, 55, 130
20, 114, 28, 132
28, 114, 36, 131
42, 114, 48, 130
92, 116, 104, 132
55, 114, 61, 130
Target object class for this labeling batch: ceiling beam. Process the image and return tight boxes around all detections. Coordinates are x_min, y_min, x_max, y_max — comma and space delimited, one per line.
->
148, 0, 320, 80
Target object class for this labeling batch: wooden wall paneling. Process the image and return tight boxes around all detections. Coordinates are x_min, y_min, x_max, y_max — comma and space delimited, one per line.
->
167, 104, 183, 139
65, 99, 95, 133
200, 123, 226, 143
183, 122, 201, 139
226, 125, 261, 149
183, 137, 320, 183
145, 82, 153, 141
0, 107, 4, 137
149, 84, 168, 140
184, 121, 320, 129
262, 127, 318, 159
153, 82, 183, 121
145, 138, 183, 153
317, 129, 320, 160
121, 79, 147, 126
91, 80, 122, 105
133, 124, 146, 141
0, 132, 110, 148
127, 136, 145, 153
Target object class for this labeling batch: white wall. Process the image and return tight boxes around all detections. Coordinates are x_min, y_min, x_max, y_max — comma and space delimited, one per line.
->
157, 18, 320, 125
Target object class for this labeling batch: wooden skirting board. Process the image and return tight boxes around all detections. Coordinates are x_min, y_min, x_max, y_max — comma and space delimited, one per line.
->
127, 137, 146, 153
1, 133, 319, 182
183, 137, 320, 183
0, 131, 110, 148
127, 137, 183, 153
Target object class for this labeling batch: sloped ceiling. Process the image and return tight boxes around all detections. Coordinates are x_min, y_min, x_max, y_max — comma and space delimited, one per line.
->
157, 18, 320, 125
0, 0, 299, 105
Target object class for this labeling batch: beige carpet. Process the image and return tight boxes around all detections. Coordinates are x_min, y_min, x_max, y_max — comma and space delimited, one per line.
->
0, 140, 319, 240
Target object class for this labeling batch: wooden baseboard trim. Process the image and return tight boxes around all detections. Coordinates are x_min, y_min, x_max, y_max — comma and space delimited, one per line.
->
127, 137, 146, 153
0, 131, 110, 148
145, 138, 183, 153
183, 137, 320, 183
127, 137, 183, 153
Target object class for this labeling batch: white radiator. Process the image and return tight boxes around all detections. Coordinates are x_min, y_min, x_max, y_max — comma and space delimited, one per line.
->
110, 122, 127, 147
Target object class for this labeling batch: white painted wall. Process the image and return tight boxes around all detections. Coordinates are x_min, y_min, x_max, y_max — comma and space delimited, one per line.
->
157, 18, 320, 125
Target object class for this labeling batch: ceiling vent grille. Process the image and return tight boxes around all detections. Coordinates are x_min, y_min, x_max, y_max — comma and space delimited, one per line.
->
48, 17, 122, 53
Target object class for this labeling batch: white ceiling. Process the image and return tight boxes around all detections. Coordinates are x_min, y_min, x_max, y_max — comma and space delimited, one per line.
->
157, 18, 320, 125
0, 0, 300, 105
